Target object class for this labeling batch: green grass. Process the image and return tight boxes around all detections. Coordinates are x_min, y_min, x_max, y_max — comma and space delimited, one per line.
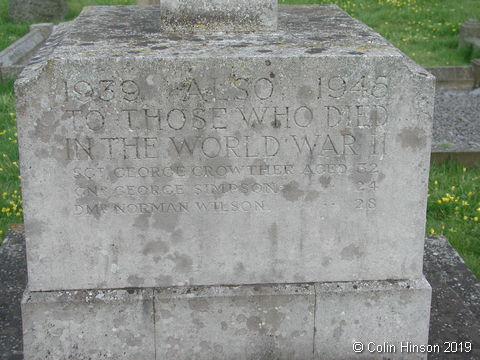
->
65, 0, 136, 20
427, 162, 480, 278
0, 0, 136, 51
281, 0, 480, 66
0, 80, 21, 239
0, 0, 29, 51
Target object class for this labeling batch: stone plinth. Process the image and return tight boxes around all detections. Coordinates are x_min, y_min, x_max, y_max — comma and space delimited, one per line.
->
16, 5, 434, 292
22, 289, 155, 360
22, 278, 431, 360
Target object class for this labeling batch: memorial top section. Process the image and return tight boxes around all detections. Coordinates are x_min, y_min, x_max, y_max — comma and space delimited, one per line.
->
158, 0, 277, 32
19, 5, 414, 77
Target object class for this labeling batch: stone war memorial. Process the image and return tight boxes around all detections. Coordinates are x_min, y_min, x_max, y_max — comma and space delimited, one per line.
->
16, 0, 434, 358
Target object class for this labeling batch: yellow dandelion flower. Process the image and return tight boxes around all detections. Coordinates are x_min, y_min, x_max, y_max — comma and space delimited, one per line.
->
467, 192, 473, 197
463, 168, 467, 172
474, 217, 479, 222
429, 228, 435, 235
463, 216, 468, 220
451, 186, 456, 191
434, 180, 438, 185
436, 199, 442, 204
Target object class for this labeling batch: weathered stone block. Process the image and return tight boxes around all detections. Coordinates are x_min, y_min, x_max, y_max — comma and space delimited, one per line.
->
314, 277, 432, 359
8, 0, 67, 23
155, 284, 315, 359
21, 289, 155, 360
16, 5, 434, 291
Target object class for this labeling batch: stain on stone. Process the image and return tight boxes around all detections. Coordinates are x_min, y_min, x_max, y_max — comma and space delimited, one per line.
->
271, 119, 281, 128
398, 127, 427, 150
159, 308, 173, 319
188, 298, 210, 312
199, 340, 211, 352
153, 213, 179, 232
268, 223, 278, 243
297, 85, 314, 102
350, 169, 373, 184
246, 315, 265, 334
192, 317, 205, 329
234, 262, 245, 274
318, 175, 332, 188
377, 172, 386, 183
306, 47, 326, 54
142, 239, 169, 255
303, 190, 319, 202
127, 275, 145, 286
151, 45, 169, 50
221, 321, 228, 331
32, 111, 58, 143
170, 229, 184, 243
265, 60, 271, 66
341, 244, 363, 260
348, 51, 364, 55
257, 49, 272, 53
322, 256, 332, 267
269, 72, 275, 78
156, 275, 173, 285
281, 181, 304, 202
265, 308, 285, 330
168, 252, 193, 273
134, 214, 151, 229
333, 319, 347, 339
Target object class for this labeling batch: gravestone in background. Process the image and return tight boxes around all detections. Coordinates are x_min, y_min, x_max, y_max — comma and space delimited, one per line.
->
8, 0, 67, 23
17, 1, 434, 358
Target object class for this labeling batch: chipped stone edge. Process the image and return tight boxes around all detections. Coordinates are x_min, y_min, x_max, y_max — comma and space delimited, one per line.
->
155, 283, 314, 299
23, 278, 430, 304
315, 277, 431, 294
22, 288, 154, 304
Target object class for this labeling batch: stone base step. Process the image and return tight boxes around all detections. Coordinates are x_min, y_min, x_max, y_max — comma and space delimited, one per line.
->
22, 278, 431, 359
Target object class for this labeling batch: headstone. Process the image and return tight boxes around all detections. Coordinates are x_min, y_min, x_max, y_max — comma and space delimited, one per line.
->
8, 0, 67, 23
17, 3, 434, 359
459, 18, 480, 47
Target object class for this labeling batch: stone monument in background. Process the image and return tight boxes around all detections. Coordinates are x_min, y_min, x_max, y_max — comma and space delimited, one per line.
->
16, 1, 434, 358
8, 0, 67, 23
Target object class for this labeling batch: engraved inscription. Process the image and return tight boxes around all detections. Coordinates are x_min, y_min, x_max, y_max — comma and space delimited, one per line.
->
60, 72, 390, 216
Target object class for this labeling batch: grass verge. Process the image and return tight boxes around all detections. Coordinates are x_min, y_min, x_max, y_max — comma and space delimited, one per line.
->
0, 0, 136, 51
0, 79, 21, 240
281, 0, 480, 66
427, 162, 480, 279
